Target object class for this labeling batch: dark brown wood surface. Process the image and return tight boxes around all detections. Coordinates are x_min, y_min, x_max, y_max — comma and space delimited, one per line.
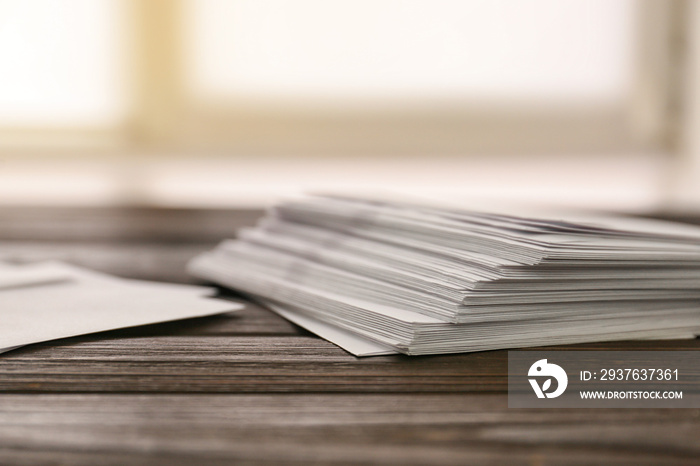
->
1, 207, 699, 465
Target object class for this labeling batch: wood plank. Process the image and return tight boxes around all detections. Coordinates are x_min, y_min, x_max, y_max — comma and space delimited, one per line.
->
0, 241, 209, 283
2, 393, 698, 426
3, 207, 700, 463
0, 335, 507, 393
3, 442, 691, 466
0, 394, 698, 465
0, 207, 263, 242
2, 334, 698, 394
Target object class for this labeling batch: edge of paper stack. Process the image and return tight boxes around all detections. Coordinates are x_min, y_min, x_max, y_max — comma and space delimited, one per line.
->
188, 194, 700, 356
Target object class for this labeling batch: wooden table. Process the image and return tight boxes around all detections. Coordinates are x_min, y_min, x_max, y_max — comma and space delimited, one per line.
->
1, 207, 699, 465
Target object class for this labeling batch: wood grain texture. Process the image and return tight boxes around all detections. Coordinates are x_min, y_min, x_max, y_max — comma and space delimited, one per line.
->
0, 334, 505, 394
0, 394, 699, 465
3, 331, 698, 394
0, 240, 210, 282
0, 207, 263, 242
1, 207, 700, 464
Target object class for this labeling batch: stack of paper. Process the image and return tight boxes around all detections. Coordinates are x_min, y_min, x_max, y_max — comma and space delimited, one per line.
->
1, 261, 242, 354
189, 195, 700, 356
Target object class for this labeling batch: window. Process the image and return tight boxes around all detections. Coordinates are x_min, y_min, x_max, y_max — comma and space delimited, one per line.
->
0, 0, 127, 147
186, 0, 635, 107
0, 0, 694, 208
0, 0, 678, 153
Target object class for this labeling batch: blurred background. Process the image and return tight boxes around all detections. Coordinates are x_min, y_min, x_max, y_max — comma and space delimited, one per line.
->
1, 0, 699, 211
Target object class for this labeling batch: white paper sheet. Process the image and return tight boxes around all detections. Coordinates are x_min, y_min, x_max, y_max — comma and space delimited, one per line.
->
264, 300, 396, 356
0, 261, 243, 353
0, 264, 71, 290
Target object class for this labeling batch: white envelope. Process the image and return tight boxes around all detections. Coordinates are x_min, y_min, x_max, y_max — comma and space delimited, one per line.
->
0, 262, 243, 353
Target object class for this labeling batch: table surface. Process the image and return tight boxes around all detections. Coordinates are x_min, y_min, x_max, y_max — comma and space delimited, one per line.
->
1, 206, 699, 465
